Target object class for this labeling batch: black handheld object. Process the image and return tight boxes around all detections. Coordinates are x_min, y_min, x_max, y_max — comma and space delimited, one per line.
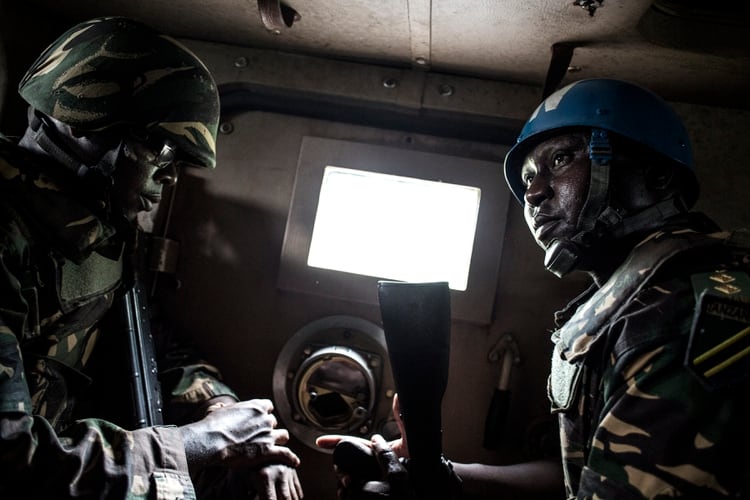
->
377, 281, 452, 497
332, 439, 382, 479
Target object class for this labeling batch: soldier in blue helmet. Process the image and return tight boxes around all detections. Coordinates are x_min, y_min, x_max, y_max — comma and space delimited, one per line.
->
504, 78, 699, 279
0, 17, 303, 499
318, 79, 750, 499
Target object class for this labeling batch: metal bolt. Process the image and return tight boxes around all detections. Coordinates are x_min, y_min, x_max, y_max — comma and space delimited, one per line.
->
438, 84, 454, 97
414, 57, 427, 66
234, 56, 248, 68
382, 77, 398, 89
574, 0, 601, 16
219, 122, 234, 134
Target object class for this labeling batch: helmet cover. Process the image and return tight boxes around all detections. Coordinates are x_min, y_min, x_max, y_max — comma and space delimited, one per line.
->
18, 16, 219, 168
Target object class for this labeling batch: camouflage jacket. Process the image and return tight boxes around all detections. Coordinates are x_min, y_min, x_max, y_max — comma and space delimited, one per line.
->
0, 135, 237, 499
549, 223, 750, 499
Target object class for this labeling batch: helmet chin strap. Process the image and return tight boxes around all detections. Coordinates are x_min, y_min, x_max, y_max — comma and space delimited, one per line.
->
19, 108, 121, 178
544, 198, 686, 277
543, 128, 612, 277
543, 128, 686, 278
543, 239, 580, 278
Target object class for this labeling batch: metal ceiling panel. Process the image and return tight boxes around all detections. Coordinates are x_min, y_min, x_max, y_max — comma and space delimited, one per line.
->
4, 0, 750, 107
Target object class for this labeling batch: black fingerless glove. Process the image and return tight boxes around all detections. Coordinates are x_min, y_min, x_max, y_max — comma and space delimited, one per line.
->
332, 439, 462, 500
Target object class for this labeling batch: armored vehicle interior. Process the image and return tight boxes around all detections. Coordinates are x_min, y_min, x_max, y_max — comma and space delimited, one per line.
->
1, 1, 749, 498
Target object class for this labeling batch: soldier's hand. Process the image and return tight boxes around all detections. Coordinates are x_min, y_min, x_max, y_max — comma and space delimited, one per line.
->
359, 434, 411, 499
316, 394, 411, 499
180, 398, 300, 471
249, 463, 304, 500
314, 434, 411, 500
316, 393, 409, 458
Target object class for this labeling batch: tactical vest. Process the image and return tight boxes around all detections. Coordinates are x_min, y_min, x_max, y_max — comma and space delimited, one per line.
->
0, 142, 124, 430
548, 228, 750, 497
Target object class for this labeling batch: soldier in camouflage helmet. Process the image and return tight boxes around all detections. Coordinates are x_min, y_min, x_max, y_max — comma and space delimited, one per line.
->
0, 17, 303, 499
18, 15, 219, 171
317, 79, 750, 499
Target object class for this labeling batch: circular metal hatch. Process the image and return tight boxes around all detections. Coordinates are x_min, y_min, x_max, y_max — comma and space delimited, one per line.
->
273, 315, 395, 451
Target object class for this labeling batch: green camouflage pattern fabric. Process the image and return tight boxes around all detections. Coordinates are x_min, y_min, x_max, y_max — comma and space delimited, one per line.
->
0, 135, 236, 498
18, 16, 219, 169
549, 225, 750, 498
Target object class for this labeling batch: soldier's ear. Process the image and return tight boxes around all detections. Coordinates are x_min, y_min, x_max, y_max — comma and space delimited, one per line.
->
644, 163, 675, 191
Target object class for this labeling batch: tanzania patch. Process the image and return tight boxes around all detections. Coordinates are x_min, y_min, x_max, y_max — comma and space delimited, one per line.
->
686, 288, 750, 389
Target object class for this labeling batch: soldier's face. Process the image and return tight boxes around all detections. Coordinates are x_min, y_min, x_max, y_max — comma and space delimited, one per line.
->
111, 139, 178, 222
520, 133, 591, 250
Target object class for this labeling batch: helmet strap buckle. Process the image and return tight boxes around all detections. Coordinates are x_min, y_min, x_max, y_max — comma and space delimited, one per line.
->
588, 128, 612, 167
576, 128, 612, 234
544, 239, 580, 278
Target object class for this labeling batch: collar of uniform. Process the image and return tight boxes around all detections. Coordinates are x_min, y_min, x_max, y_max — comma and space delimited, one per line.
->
0, 142, 118, 264
554, 283, 597, 329
26, 176, 118, 264
556, 226, 725, 363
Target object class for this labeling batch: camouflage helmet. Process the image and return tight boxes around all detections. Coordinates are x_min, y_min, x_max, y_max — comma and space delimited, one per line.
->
18, 16, 219, 169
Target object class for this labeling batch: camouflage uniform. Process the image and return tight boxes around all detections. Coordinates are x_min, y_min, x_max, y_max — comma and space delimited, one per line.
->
0, 15, 236, 499
549, 217, 750, 499
0, 136, 235, 497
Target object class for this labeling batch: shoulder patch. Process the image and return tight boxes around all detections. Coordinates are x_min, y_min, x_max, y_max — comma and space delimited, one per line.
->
686, 271, 750, 389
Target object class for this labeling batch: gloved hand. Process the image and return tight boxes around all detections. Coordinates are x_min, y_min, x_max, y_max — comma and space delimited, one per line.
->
322, 434, 410, 500
317, 395, 460, 500
180, 398, 303, 499
328, 434, 460, 500
317, 394, 407, 499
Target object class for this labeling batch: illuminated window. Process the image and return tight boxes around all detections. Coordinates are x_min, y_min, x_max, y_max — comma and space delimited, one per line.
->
278, 137, 510, 324
307, 166, 481, 291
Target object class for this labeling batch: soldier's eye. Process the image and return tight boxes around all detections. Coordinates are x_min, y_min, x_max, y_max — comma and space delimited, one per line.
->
552, 151, 572, 168
522, 172, 535, 187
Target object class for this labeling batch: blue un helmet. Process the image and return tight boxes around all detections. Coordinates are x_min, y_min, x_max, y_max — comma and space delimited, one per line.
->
503, 79, 699, 277
504, 78, 696, 206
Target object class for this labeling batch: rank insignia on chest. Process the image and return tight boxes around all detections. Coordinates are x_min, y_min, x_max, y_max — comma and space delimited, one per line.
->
686, 271, 750, 389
